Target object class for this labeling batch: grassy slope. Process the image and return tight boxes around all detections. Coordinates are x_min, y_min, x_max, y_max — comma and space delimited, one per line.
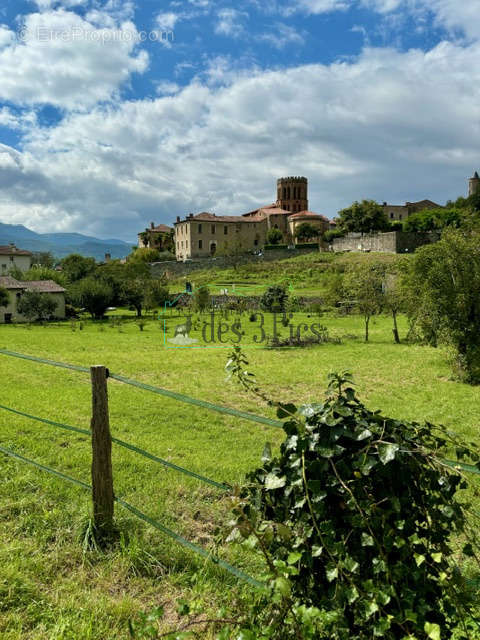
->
1, 311, 480, 638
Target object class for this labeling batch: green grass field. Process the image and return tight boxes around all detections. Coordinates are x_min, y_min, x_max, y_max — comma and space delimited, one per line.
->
1, 311, 479, 639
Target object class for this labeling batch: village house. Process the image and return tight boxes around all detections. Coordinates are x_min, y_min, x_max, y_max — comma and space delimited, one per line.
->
382, 199, 441, 222
0, 244, 32, 274
0, 276, 66, 323
174, 177, 330, 261
138, 222, 173, 251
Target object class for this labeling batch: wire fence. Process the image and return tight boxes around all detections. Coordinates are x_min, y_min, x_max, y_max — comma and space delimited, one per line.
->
1, 347, 479, 590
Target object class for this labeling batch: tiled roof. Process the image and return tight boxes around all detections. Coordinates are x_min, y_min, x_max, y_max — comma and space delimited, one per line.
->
184, 212, 255, 223
0, 276, 25, 289
26, 280, 66, 293
288, 211, 330, 221
151, 224, 172, 233
0, 245, 32, 256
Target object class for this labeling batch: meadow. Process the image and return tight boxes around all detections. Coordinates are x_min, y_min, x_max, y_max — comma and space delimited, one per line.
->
1, 310, 479, 639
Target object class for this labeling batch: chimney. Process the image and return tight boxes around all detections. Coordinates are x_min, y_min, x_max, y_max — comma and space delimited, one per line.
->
150, 222, 155, 229
188, 213, 194, 219
382, 202, 387, 206
105, 253, 111, 262
176, 216, 181, 223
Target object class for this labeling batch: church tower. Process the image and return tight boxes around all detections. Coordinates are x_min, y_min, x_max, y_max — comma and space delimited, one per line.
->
468, 171, 480, 196
276, 176, 308, 213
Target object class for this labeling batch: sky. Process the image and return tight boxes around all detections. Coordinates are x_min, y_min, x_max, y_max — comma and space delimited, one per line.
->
0, 0, 479, 241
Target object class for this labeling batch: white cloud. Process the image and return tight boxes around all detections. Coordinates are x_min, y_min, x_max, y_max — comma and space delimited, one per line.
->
214, 8, 248, 38
259, 22, 305, 48
1, 39, 479, 239
156, 12, 181, 31
156, 81, 181, 95
0, 9, 148, 110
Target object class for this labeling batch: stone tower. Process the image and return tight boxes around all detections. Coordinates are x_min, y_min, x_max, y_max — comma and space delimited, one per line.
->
276, 176, 308, 213
469, 171, 480, 196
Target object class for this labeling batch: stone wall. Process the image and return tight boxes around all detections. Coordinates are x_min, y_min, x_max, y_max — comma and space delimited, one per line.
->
331, 231, 440, 254
151, 246, 318, 279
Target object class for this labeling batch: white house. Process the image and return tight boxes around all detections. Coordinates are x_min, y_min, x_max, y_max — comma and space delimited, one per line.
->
0, 276, 66, 323
0, 244, 32, 274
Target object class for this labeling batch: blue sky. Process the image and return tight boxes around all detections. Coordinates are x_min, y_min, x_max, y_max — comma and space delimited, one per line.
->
0, 0, 479, 240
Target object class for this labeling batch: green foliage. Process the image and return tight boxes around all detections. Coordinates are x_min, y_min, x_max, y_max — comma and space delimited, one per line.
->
129, 248, 161, 264
17, 291, 58, 322
342, 264, 384, 342
70, 278, 114, 319
403, 228, 480, 383
21, 266, 67, 287
60, 254, 96, 283
193, 285, 210, 312
0, 286, 10, 308
403, 208, 462, 233
266, 228, 284, 245
264, 244, 288, 250
337, 200, 390, 234
31, 251, 55, 269
260, 285, 288, 313
323, 229, 345, 243
226, 366, 479, 639
294, 223, 319, 242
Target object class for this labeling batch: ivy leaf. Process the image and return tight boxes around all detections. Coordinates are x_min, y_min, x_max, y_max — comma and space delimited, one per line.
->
345, 585, 359, 604
287, 552, 302, 565
276, 523, 292, 541
414, 553, 425, 567
312, 545, 323, 557
277, 403, 297, 419
424, 622, 441, 640
378, 442, 399, 465
431, 552, 442, 563
326, 565, 338, 582
261, 442, 272, 464
265, 473, 286, 490
361, 533, 374, 547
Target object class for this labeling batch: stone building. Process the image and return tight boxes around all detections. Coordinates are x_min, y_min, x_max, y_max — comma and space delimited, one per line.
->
0, 276, 66, 323
0, 244, 32, 274
138, 222, 173, 251
174, 176, 330, 261
469, 171, 480, 196
381, 199, 441, 222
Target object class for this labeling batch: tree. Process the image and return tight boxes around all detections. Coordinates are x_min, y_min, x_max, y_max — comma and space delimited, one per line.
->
294, 222, 319, 242
216, 236, 246, 270
337, 200, 390, 234
193, 285, 210, 312
260, 285, 288, 313
128, 247, 161, 264
403, 207, 462, 233
403, 228, 480, 383
0, 287, 9, 309
266, 228, 283, 245
382, 269, 406, 344
60, 254, 96, 283
121, 279, 145, 317
17, 291, 58, 322
31, 252, 55, 269
22, 267, 67, 287
343, 263, 384, 341
72, 278, 113, 319
144, 279, 169, 314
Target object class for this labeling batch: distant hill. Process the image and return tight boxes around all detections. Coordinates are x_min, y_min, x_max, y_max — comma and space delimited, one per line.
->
0, 222, 134, 261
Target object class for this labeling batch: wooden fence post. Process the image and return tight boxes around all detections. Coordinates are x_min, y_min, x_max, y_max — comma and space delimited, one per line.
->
90, 365, 114, 538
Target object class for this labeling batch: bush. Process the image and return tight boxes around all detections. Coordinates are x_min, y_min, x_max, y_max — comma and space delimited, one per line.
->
264, 244, 288, 250
266, 228, 284, 245
323, 229, 345, 243
226, 367, 479, 639
17, 291, 58, 322
260, 285, 288, 313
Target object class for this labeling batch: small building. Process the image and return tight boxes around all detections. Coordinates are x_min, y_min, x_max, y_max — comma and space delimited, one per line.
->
288, 211, 330, 243
382, 199, 441, 222
0, 244, 32, 274
138, 222, 173, 251
0, 276, 66, 323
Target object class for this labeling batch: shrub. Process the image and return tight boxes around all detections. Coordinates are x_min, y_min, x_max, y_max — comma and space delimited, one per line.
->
225, 364, 479, 639
260, 285, 288, 313
266, 228, 284, 245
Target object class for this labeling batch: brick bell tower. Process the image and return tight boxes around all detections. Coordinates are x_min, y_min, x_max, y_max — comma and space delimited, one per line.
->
276, 176, 308, 213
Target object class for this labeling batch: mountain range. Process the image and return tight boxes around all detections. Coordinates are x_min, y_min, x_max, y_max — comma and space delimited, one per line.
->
0, 222, 134, 261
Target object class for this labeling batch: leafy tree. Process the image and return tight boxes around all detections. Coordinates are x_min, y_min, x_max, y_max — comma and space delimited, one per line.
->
403, 228, 480, 383
382, 268, 407, 344
0, 287, 9, 309
22, 267, 67, 287
31, 252, 55, 268
260, 285, 288, 313
193, 285, 210, 312
71, 278, 113, 319
60, 254, 96, 282
337, 200, 390, 234
343, 264, 384, 341
403, 207, 462, 233
17, 291, 58, 322
217, 236, 246, 270
294, 222, 319, 242
128, 247, 161, 264
266, 228, 284, 245
144, 279, 169, 314
121, 279, 145, 317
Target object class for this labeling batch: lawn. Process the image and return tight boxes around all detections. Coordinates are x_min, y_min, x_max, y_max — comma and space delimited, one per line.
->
1, 311, 479, 638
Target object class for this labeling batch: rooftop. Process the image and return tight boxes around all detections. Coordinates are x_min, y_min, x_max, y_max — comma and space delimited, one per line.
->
0, 245, 32, 256
288, 211, 330, 221
0, 276, 25, 289
26, 280, 66, 293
